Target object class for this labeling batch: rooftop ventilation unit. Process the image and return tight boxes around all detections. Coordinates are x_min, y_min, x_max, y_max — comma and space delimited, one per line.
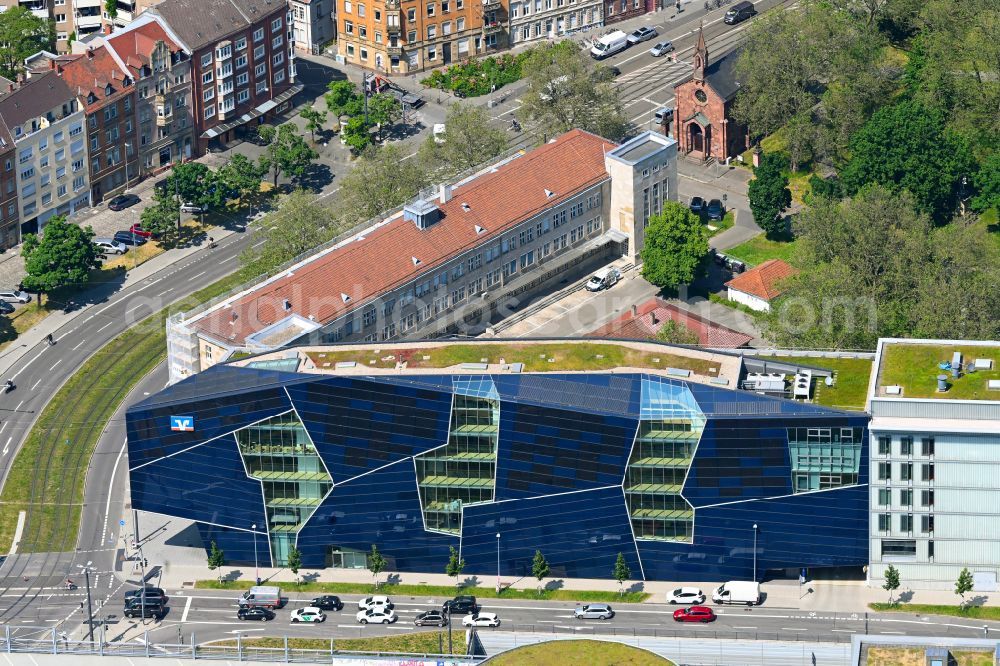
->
282, 299, 291, 311
462, 203, 471, 212
403, 199, 441, 230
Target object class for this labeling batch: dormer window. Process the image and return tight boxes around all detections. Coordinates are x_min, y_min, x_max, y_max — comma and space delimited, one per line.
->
105, 84, 113, 95
87, 92, 97, 104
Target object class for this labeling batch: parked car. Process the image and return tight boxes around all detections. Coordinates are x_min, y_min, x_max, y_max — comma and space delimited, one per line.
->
290, 607, 326, 623
649, 40, 675, 57
356, 608, 397, 624
462, 612, 500, 628
574, 603, 615, 620
608, 65, 622, 77
585, 267, 621, 292
114, 230, 147, 246
237, 607, 275, 621
358, 595, 393, 611
667, 587, 706, 605
180, 202, 206, 214
673, 606, 716, 623
706, 199, 725, 220
310, 595, 343, 611
128, 223, 154, 239
0, 290, 31, 304
414, 610, 448, 627
690, 196, 705, 214
724, 0, 757, 24
124, 603, 165, 619
712, 250, 728, 266
0, 301, 13, 314
108, 193, 140, 211
654, 106, 674, 126
125, 587, 167, 603
627, 26, 658, 44
94, 238, 128, 255
442, 595, 478, 615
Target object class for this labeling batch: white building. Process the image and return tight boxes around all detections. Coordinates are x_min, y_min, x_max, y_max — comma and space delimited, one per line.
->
724, 258, 797, 313
508, 0, 603, 46
867, 338, 1000, 591
289, 0, 335, 54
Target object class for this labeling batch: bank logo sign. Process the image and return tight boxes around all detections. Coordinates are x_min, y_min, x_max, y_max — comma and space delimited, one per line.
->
170, 415, 195, 432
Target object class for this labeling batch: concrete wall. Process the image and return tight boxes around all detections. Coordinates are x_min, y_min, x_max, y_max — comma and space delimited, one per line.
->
727, 287, 768, 312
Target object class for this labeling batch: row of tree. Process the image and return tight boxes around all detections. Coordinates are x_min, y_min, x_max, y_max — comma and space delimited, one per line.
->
882, 564, 976, 609
324, 80, 403, 153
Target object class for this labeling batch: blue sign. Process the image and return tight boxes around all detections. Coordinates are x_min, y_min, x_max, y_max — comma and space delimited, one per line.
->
170, 415, 195, 432
119, 519, 126, 526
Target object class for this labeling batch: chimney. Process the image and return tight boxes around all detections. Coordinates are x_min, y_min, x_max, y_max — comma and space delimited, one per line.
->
650, 312, 658, 326
104, 22, 114, 35
49, 58, 56, 70
56, 64, 63, 75
439, 183, 452, 204
630, 304, 637, 317
87, 49, 95, 59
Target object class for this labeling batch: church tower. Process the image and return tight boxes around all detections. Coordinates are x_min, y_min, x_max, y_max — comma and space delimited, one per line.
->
693, 24, 708, 82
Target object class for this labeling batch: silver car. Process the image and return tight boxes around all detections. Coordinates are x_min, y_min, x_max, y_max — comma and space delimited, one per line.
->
574, 603, 615, 619
649, 41, 675, 57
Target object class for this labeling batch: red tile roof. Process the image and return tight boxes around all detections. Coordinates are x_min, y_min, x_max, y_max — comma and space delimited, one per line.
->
107, 21, 185, 78
193, 129, 617, 345
588, 298, 753, 348
724, 259, 798, 301
57, 46, 133, 111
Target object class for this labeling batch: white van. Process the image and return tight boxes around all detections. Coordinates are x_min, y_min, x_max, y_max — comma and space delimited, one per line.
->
586, 267, 621, 292
590, 30, 628, 59
712, 581, 760, 606
238, 585, 283, 609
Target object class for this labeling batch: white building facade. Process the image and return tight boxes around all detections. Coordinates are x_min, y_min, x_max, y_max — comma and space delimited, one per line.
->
508, 0, 602, 45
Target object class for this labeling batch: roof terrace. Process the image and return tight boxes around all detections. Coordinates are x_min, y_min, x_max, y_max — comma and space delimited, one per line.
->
872, 338, 1000, 401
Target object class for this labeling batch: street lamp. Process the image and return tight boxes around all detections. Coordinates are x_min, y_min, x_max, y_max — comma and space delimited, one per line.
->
752, 523, 758, 582
495, 533, 501, 594
251, 524, 260, 585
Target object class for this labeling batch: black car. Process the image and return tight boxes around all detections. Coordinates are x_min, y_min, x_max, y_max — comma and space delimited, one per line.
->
442, 595, 478, 615
310, 595, 343, 611
125, 587, 166, 600
114, 230, 147, 246
124, 603, 165, 619
108, 193, 140, 211
125, 591, 167, 607
0, 301, 13, 314
414, 610, 447, 627
608, 65, 622, 77
237, 607, 275, 621
706, 199, 725, 220
690, 196, 705, 214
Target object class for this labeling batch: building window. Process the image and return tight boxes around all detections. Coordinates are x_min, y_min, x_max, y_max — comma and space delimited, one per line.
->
237, 72, 249, 86
203, 71, 214, 84
899, 514, 912, 533
254, 27, 265, 41
899, 489, 912, 506
273, 52, 284, 65
345, 20, 354, 34
256, 63, 267, 76
921, 514, 933, 534
877, 514, 890, 532
236, 36, 247, 50
877, 488, 890, 506
204, 105, 215, 119
255, 44, 266, 59
272, 35, 284, 49
236, 55, 248, 69
274, 69, 285, 83
272, 17, 284, 31
921, 437, 934, 456
878, 461, 891, 481
877, 436, 890, 455
899, 462, 912, 481
881, 540, 916, 560
900, 436, 913, 456
921, 489, 934, 507
238, 89, 250, 103
921, 463, 934, 481
427, 3, 435, 15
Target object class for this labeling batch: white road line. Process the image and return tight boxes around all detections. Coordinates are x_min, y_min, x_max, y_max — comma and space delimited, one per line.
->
2, 437, 11, 456
72, 338, 87, 351
96, 321, 114, 333
181, 596, 193, 623
100, 439, 128, 549
732, 625, 757, 629
220, 255, 238, 263
15, 400, 22, 411
830, 629, 855, 633
780, 627, 807, 631
48, 360, 62, 372
0, 422, 6, 436
30, 378, 42, 391
188, 271, 207, 281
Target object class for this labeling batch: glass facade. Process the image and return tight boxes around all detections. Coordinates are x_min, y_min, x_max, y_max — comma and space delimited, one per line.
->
126, 364, 870, 582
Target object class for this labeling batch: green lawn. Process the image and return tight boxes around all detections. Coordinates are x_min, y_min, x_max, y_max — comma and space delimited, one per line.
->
705, 211, 734, 236
878, 343, 1000, 400
725, 234, 800, 268
195, 579, 650, 603
212, 632, 464, 655
303, 342, 721, 376
763, 356, 873, 411
871, 602, 1000, 622
0, 272, 247, 554
488, 640, 674, 666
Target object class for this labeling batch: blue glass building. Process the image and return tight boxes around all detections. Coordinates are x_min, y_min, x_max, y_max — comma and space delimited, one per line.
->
126, 361, 869, 582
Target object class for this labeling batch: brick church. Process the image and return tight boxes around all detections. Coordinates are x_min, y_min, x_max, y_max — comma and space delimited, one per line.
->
672, 26, 749, 161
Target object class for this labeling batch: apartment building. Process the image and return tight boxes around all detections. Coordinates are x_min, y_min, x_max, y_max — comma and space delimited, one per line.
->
57, 46, 140, 202
603, 0, 653, 25
508, 0, 602, 46
166, 129, 677, 381
337, 0, 507, 74
0, 71, 90, 236
290, 0, 335, 53
105, 0, 163, 29
868, 338, 1000, 592
147, 0, 301, 153
104, 14, 195, 176
0, 117, 20, 250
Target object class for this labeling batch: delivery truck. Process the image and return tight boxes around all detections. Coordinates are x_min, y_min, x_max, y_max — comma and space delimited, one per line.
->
711, 581, 761, 606
237, 585, 283, 609
590, 30, 629, 59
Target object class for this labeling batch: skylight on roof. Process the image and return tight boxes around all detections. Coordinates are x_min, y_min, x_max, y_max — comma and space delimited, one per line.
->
341, 293, 351, 303
475, 225, 485, 234
412, 256, 421, 266
544, 189, 555, 198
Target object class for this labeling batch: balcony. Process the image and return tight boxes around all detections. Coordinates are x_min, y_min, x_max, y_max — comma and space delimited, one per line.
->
483, 21, 504, 35
483, 0, 501, 8
384, 0, 400, 8
387, 45, 403, 56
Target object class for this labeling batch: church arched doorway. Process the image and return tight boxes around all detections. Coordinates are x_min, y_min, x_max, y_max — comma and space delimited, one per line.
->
688, 123, 704, 154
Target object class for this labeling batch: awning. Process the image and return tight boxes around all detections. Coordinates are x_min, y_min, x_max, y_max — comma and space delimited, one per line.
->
200, 83, 304, 138
683, 111, 712, 128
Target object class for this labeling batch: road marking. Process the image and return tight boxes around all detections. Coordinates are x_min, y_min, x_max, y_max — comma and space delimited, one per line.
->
181, 596, 192, 623
220, 255, 237, 263
880, 631, 905, 635
96, 321, 114, 333
72, 338, 87, 351
188, 271, 207, 281
336, 624, 359, 628
780, 627, 807, 631
48, 360, 62, 372
15, 400, 22, 411
830, 629, 855, 633
732, 626, 757, 629
2, 437, 11, 456
99, 439, 128, 553
30, 378, 42, 391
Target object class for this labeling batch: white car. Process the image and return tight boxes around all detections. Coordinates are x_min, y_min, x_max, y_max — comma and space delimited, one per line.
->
358, 595, 393, 611
667, 587, 706, 605
462, 612, 500, 627
433, 123, 446, 144
0, 290, 30, 304
356, 608, 397, 624
180, 202, 206, 214
290, 607, 326, 623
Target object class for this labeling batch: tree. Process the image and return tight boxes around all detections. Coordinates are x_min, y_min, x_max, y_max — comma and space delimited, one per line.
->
367, 544, 387, 590
207, 541, 225, 582
258, 123, 318, 187
240, 189, 341, 277
955, 567, 973, 608
342, 116, 373, 154
367, 93, 401, 140
840, 101, 974, 223
335, 144, 431, 226
640, 202, 709, 290
612, 552, 631, 597
970, 153, 1000, 214
748, 153, 792, 238
104, 0, 117, 19
287, 545, 302, 584
217, 153, 266, 212
882, 564, 900, 605
325, 80, 364, 117
0, 7, 55, 80
140, 189, 181, 240
520, 42, 629, 141
531, 550, 550, 594
419, 104, 508, 176
445, 546, 466, 588
656, 319, 699, 345
165, 162, 225, 211
300, 106, 327, 143
21, 217, 102, 305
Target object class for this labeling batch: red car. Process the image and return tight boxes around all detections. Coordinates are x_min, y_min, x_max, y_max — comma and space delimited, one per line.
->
129, 224, 154, 239
673, 606, 716, 623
